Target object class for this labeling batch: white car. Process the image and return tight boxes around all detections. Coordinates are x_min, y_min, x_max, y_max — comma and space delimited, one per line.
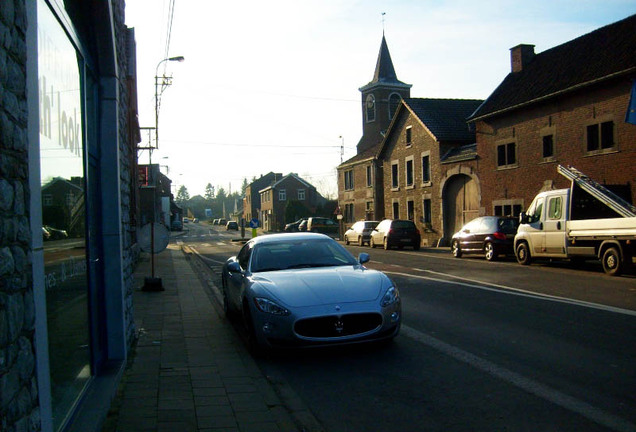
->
221, 233, 401, 354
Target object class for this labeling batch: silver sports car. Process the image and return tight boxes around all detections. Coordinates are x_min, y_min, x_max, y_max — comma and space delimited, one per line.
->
221, 232, 401, 353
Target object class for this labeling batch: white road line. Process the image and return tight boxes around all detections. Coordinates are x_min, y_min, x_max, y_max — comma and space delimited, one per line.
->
383, 270, 636, 317
216, 242, 225, 246
401, 325, 635, 432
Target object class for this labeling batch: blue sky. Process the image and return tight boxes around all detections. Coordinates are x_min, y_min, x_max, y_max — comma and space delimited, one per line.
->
126, 1, 636, 198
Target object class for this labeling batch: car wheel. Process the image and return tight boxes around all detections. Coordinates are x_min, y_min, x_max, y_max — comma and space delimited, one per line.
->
383, 238, 390, 250
358, 236, 364, 246
451, 240, 462, 258
516, 242, 532, 265
344, 235, 350, 245
242, 302, 264, 357
484, 242, 498, 261
602, 246, 623, 276
370, 237, 376, 248
413, 242, 420, 251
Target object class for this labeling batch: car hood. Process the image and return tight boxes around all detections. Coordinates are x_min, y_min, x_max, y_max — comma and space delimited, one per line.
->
252, 266, 384, 308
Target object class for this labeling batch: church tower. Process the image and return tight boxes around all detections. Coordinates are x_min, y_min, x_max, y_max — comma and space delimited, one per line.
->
357, 35, 412, 154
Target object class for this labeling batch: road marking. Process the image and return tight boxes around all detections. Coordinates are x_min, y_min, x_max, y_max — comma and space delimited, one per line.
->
216, 242, 225, 246
189, 247, 227, 265
402, 325, 635, 432
383, 270, 636, 317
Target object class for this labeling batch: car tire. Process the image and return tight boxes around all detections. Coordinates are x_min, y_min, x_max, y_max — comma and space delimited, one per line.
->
484, 242, 498, 261
344, 235, 350, 245
383, 238, 390, 250
602, 246, 623, 276
451, 240, 462, 258
413, 242, 420, 251
516, 242, 532, 265
358, 236, 364, 247
370, 237, 376, 248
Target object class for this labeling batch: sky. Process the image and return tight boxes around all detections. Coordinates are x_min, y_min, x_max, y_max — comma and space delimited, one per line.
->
125, 1, 636, 199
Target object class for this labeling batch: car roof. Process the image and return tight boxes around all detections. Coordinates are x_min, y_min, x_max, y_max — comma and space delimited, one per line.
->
248, 232, 330, 245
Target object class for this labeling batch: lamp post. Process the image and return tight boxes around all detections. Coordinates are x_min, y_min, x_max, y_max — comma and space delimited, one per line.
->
143, 56, 184, 291
154, 56, 185, 149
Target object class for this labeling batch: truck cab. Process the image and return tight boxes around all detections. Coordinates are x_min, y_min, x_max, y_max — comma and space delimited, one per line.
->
516, 189, 569, 259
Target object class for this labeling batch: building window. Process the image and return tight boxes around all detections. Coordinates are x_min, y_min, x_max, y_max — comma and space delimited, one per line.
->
494, 203, 523, 217
298, 189, 305, 200
407, 200, 414, 221
365, 94, 376, 123
405, 126, 412, 146
586, 121, 615, 153
392, 201, 400, 219
542, 135, 554, 159
389, 93, 401, 119
497, 142, 516, 168
366, 165, 372, 187
421, 153, 431, 184
344, 169, 354, 190
366, 201, 373, 213
391, 162, 399, 189
405, 157, 414, 187
423, 199, 432, 224
279, 189, 286, 201
345, 203, 355, 223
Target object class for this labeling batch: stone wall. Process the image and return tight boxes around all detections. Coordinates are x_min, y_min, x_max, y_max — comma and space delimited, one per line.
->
0, 0, 40, 430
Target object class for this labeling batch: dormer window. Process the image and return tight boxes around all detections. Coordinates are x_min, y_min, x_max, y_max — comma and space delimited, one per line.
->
365, 94, 376, 123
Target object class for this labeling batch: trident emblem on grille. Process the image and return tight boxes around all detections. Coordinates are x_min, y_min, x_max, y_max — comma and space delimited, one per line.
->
334, 318, 344, 334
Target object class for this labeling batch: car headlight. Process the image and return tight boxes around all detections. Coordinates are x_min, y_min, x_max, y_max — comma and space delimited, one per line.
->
253, 297, 290, 316
381, 286, 399, 307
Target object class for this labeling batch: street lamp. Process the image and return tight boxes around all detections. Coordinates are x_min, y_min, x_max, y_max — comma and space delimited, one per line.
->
154, 56, 185, 149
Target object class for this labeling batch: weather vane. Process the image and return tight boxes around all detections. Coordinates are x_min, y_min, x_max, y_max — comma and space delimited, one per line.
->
382, 12, 386, 34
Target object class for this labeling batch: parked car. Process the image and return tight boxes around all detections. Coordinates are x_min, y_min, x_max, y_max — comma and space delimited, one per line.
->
221, 232, 401, 353
226, 221, 239, 231
370, 219, 421, 250
171, 219, 183, 231
284, 218, 307, 232
306, 217, 339, 237
298, 220, 308, 231
451, 216, 519, 261
183, 217, 189, 223
193, 218, 199, 223
43, 225, 68, 240
344, 221, 379, 246
219, 218, 227, 226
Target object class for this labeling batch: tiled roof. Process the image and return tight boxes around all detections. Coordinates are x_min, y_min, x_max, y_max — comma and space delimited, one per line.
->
470, 14, 636, 121
441, 143, 477, 164
404, 98, 483, 142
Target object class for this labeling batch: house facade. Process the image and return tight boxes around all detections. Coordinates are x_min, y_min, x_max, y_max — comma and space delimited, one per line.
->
469, 15, 636, 215
260, 173, 324, 231
378, 98, 483, 246
338, 35, 411, 225
1, 1, 139, 431
243, 172, 282, 224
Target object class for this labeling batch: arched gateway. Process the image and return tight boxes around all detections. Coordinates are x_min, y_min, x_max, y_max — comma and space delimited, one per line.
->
441, 172, 480, 243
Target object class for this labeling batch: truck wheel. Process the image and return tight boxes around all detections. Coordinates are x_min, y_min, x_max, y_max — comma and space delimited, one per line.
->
602, 247, 622, 276
484, 242, 498, 261
451, 240, 462, 258
516, 242, 532, 265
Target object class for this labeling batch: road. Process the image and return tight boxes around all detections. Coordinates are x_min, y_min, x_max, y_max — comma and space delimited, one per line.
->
173, 222, 636, 432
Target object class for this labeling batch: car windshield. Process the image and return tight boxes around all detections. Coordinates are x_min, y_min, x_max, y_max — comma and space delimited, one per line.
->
250, 238, 358, 272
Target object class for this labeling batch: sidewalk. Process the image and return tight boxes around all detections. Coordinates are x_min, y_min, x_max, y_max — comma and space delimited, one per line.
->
103, 243, 319, 432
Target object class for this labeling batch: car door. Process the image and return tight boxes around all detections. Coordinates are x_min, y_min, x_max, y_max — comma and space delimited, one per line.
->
524, 196, 546, 255
544, 194, 567, 256
460, 218, 480, 252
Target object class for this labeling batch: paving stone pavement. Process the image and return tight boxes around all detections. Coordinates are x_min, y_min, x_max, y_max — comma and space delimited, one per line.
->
103, 244, 321, 432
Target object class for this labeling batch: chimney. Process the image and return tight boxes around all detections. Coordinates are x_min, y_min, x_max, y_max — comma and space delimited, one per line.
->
510, 44, 535, 73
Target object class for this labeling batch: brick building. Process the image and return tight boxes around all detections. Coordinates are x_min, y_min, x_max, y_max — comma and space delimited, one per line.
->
0, 1, 140, 430
377, 98, 483, 246
469, 14, 636, 215
243, 172, 282, 224
337, 35, 411, 224
259, 173, 325, 232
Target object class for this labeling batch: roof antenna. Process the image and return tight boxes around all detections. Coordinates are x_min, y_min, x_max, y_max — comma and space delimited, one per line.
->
382, 12, 386, 35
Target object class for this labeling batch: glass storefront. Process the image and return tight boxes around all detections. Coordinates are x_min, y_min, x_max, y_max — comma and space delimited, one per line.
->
37, 1, 90, 429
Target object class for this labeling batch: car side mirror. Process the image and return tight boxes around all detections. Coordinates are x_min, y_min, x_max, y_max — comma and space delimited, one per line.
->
519, 212, 529, 224
358, 253, 370, 264
227, 261, 241, 273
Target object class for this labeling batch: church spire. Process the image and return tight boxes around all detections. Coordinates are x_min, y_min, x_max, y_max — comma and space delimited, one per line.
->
361, 35, 411, 91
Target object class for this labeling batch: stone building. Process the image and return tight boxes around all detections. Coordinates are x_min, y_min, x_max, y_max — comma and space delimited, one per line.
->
377, 98, 483, 246
468, 14, 636, 215
0, 1, 139, 431
337, 35, 411, 224
243, 172, 282, 224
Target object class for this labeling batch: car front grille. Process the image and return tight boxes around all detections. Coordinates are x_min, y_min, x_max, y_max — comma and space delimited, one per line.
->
294, 313, 383, 338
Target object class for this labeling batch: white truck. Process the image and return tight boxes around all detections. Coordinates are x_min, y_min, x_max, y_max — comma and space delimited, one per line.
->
514, 165, 636, 276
